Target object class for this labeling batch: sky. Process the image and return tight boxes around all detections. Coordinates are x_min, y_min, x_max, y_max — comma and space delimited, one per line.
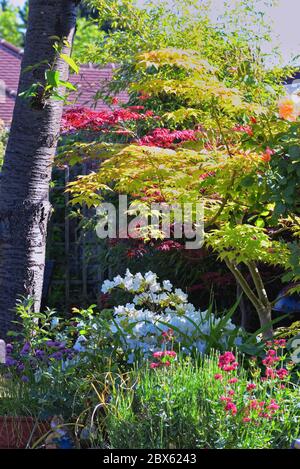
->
9, 0, 300, 64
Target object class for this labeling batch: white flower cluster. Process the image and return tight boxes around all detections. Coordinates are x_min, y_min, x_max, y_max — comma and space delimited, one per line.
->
101, 270, 243, 361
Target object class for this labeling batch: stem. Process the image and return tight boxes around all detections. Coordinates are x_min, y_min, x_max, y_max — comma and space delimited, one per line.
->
225, 259, 262, 311
247, 261, 269, 308
224, 258, 273, 338
214, 111, 233, 158
206, 171, 236, 228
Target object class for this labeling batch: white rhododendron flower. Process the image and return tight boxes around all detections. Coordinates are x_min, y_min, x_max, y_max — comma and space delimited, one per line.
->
100, 270, 243, 361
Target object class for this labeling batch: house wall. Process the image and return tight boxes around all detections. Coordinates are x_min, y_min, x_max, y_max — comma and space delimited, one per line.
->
0, 40, 22, 125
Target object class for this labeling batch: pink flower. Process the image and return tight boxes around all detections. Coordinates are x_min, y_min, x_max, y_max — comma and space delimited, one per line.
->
161, 329, 174, 342
164, 351, 177, 358
265, 367, 276, 379
274, 339, 286, 348
220, 395, 228, 402
228, 389, 235, 396
153, 351, 164, 359
262, 349, 280, 366
150, 362, 160, 369
224, 401, 237, 415
276, 368, 289, 380
243, 417, 251, 423
267, 399, 279, 411
261, 413, 272, 420
222, 363, 238, 372
153, 350, 176, 359
246, 383, 256, 391
228, 377, 238, 384
214, 373, 223, 380
218, 352, 238, 372
249, 399, 258, 409
233, 124, 253, 136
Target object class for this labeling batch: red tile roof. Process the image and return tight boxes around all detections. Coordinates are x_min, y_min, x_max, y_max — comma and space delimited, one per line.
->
0, 39, 128, 125
0, 39, 22, 124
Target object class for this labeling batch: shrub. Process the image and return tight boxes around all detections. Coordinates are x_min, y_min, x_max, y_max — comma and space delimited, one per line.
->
94, 348, 299, 449
101, 269, 244, 360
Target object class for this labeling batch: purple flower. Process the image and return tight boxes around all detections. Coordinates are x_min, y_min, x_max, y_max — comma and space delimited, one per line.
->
20, 342, 31, 356
21, 375, 29, 383
6, 343, 13, 353
45, 340, 58, 348
49, 351, 63, 360
35, 349, 46, 359
46, 340, 65, 349
17, 363, 25, 371
5, 356, 17, 366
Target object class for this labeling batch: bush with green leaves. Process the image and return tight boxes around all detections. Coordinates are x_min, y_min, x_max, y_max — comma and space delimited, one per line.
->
90, 348, 300, 449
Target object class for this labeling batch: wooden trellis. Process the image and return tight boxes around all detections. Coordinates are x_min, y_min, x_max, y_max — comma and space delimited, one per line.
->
45, 165, 106, 312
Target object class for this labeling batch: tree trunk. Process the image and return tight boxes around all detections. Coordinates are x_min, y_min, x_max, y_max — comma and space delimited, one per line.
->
225, 259, 273, 339
0, 0, 78, 336
256, 304, 273, 339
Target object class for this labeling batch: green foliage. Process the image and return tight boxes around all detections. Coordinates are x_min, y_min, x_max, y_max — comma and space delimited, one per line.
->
0, 1, 23, 47
62, 1, 299, 334
91, 352, 300, 449
20, 38, 78, 107
81, 0, 291, 99
206, 224, 289, 267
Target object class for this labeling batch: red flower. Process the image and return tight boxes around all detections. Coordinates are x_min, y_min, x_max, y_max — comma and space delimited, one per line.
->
276, 368, 289, 380
233, 124, 253, 136
265, 367, 276, 379
262, 147, 274, 163
262, 349, 280, 366
165, 351, 177, 358
153, 351, 164, 359
274, 339, 286, 348
161, 329, 174, 342
214, 373, 223, 381
199, 171, 216, 181
218, 352, 238, 372
243, 417, 251, 423
220, 395, 228, 402
267, 399, 279, 411
249, 400, 258, 410
224, 401, 237, 415
150, 362, 160, 369
246, 383, 256, 391
112, 97, 119, 105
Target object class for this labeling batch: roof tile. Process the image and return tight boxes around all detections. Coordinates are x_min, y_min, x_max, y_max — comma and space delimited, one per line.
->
0, 40, 128, 125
